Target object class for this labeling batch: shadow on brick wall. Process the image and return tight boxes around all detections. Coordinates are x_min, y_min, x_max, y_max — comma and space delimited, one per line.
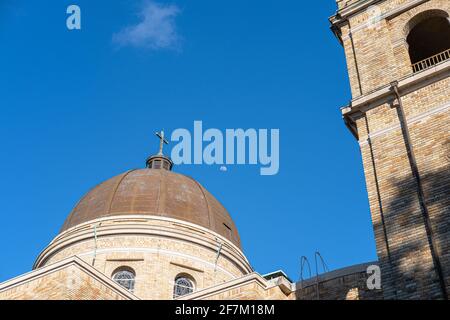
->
375, 163, 449, 299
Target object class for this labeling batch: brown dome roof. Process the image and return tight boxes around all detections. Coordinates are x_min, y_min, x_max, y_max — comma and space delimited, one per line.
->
61, 169, 241, 247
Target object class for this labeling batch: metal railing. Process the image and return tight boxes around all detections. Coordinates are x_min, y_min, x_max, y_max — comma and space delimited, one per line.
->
412, 48, 450, 73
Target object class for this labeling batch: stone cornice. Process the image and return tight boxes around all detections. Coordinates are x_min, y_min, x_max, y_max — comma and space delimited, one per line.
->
340, 0, 382, 18
339, 0, 383, 18
330, 0, 384, 27
334, 0, 429, 21
342, 60, 450, 118
33, 215, 253, 276
330, 0, 430, 43
329, 0, 383, 44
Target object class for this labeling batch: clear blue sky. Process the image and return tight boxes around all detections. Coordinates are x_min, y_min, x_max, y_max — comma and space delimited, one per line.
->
0, 0, 377, 283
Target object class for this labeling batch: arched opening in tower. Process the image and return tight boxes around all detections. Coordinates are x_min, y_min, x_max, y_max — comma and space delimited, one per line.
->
407, 16, 450, 71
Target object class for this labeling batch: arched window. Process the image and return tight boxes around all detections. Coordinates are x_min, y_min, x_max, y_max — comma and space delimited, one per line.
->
112, 267, 136, 292
406, 11, 450, 72
173, 275, 195, 298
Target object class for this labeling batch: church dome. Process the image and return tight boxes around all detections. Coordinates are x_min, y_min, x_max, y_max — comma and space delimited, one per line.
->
61, 168, 241, 247
34, 136, 252, 299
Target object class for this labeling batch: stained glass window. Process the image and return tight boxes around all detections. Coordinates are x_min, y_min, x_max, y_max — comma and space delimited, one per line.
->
112, 268, 135, 292
173, 276, 194, 298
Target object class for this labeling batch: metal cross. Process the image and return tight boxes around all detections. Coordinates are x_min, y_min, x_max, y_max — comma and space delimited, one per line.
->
155, 130, 169, 155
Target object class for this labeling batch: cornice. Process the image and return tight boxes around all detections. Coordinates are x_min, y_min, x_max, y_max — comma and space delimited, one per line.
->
330, 0, 430, 43
33, 215, 253, 276
339, 0, 384, 18
342, 60, 450, 118
330, 0, 385, 26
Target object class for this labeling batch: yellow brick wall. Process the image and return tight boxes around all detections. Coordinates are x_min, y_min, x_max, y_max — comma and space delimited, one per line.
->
36, 218, 252, 300
339, 0, 450, 96
334, 0, 450, 299
0, 265, 129, 300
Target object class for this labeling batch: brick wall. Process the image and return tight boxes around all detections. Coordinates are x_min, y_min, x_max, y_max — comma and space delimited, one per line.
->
35, 217, 252, 300
337, 0, 450, 96
295, 263, 383, 300
332, 0, 450, 299
0, 263, 131, 300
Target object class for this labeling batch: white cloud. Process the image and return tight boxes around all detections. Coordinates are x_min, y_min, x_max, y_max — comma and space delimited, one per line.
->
113, 1, 181, 50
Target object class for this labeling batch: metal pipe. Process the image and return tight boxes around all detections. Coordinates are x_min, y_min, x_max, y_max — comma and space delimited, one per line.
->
92, 223, 100, 267
348, 20, 363, 96
390, 81, 448, 300
214, 238, 223, 272
314, 252, 329, 300
299, 256, 312, 289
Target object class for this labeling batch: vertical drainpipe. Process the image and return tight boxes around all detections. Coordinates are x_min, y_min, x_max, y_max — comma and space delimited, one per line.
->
214, 238, 223, 272
348, 20, 364, 96
92, 223, 100, 267
390, 81, 448, 300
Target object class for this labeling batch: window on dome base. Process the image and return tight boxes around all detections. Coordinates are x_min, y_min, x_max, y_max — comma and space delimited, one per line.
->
223, 223, 232, 239
173, 275, 195, 299
152, 160, 162, 169
112, 267, 136, 292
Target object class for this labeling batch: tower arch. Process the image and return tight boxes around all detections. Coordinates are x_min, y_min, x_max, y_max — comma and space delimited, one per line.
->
404, 9, 450, 66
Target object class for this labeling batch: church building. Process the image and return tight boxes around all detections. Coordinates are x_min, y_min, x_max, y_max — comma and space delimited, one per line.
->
0, 0, 448, 300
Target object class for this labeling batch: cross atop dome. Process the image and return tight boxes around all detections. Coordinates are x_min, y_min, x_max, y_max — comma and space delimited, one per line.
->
146, 130, 173, 171
155, 130, 169, 156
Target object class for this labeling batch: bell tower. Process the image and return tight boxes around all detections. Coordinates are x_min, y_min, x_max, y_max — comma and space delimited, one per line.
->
330, 0, 450, 299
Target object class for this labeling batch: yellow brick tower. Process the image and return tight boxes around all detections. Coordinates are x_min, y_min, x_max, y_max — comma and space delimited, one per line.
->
330, 0, 450, 299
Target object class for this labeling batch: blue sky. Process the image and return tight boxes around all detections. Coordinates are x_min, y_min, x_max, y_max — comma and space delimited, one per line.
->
0, 0, 377, 283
